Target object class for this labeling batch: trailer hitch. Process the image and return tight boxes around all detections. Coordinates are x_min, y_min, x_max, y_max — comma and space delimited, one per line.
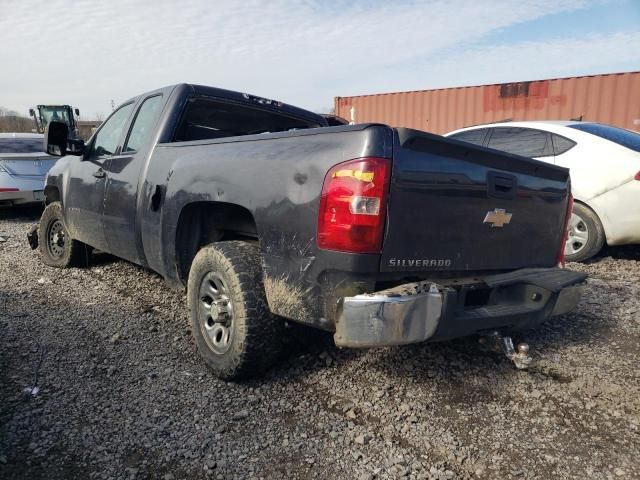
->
27, 225, 38, 250
479, 332, 532, 370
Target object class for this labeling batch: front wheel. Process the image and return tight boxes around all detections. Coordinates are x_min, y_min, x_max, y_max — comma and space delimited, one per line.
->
187, 241, 284, 380
564, 202, 605, 262
38, 202, 91, 268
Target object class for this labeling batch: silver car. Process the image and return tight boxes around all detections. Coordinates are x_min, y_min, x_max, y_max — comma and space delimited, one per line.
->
0, 133, 57, 205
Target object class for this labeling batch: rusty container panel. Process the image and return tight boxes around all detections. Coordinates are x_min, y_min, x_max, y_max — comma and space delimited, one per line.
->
335, 71, 640, 135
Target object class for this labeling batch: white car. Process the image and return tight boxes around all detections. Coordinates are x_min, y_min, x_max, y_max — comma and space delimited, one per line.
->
445, 121, 640, 261
0, 133, 56, 206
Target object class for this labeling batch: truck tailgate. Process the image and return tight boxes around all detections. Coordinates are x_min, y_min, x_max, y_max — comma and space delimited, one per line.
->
381, 129, 570, 272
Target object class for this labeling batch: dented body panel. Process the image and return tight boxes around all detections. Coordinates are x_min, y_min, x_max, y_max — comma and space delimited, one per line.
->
144, 123, 393, 329
334, 269, 587, 347
43, 83, 585, 340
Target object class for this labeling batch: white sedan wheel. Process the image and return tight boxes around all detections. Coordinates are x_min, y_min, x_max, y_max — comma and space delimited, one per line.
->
564, 212, 590, 257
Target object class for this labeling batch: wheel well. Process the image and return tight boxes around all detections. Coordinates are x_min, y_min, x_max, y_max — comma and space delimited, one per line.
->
44, 186, 60, 205
572, 199, 607, 244
573, 199, 602, 223
175, 202, 258, 282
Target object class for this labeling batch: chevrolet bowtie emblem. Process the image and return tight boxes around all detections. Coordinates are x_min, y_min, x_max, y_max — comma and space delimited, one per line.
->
483, 208, 512, 227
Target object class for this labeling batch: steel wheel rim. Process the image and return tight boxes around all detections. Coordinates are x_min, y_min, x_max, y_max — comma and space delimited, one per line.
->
564, 212, 589, 256
46, 219, 66, 259
198, 272, 234, 355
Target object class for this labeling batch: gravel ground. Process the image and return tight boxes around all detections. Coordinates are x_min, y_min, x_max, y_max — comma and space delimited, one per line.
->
1, 206, 639, 480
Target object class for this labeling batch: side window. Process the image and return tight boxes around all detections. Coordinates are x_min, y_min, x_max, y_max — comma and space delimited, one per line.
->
123, 95, 164, 152
449, 129, 487, 146
551, 134, 577, 155
91, 103, 134, 156
487, 127, 552, 158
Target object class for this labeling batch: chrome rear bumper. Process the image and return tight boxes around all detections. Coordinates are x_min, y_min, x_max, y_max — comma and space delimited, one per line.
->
334, 284, 443, 348
334, 268, 586, 348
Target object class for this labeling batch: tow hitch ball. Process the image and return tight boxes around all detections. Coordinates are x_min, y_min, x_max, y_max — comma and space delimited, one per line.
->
479, 332, 532, 370
27, 225, 39, 250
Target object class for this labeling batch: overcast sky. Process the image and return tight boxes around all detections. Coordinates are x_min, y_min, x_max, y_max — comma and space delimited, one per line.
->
1, 0, 638, 119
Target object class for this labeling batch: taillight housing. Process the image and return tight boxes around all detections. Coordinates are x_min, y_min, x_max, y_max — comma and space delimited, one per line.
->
556, 193, 574, 267
317, 157, 391, 253
635, 171, 640, 181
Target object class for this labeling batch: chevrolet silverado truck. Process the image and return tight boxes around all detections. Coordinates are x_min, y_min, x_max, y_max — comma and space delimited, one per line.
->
31, 83, 586, 379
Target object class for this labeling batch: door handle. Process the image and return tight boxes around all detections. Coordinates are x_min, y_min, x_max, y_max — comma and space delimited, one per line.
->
93, 169, 106, 179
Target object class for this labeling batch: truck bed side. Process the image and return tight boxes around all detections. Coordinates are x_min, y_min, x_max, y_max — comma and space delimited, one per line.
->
141, 123, 571, 333
140, 124, 394, 330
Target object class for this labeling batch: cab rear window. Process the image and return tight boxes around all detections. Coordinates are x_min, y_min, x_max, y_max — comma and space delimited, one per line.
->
173, 96, 323, 142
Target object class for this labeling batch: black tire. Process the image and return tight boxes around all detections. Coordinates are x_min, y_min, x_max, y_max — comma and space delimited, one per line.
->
187, 241, 284, 380
38, 201, 91, 268
564, 202, 605, 262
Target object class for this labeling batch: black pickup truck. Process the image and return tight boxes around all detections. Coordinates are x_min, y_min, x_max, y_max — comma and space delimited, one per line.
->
33, 83, 586, 379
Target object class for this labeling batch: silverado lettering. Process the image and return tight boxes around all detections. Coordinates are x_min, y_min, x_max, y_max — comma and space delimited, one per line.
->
388, 258, 452, 268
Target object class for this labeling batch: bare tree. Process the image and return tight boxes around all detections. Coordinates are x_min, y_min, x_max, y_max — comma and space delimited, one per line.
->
0, 106, 34, 133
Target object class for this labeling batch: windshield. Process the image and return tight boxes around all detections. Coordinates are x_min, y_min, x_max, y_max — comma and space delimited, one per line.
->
569, 123, 640, 153
0, 138, 44, 154
39, 106, 72, 127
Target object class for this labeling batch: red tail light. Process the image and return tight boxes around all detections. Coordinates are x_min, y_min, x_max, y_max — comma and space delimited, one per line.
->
635, 171, 640, 181
0, 188, 19, 192
556, 193, 574, 267
317, 157, 391, 253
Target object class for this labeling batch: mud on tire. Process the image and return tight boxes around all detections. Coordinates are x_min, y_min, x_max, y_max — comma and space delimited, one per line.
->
187, 241, 284, 380
38, 201, 91, 268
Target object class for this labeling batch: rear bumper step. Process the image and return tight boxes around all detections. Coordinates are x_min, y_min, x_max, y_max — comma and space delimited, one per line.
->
334, 268, 586, 348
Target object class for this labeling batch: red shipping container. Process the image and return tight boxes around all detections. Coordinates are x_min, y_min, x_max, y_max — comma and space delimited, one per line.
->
335, 71, 640, 135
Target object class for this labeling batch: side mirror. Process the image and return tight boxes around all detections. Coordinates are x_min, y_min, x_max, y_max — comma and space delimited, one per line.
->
67, 138, 85, 156
29, 108, 36, 117
44, 121, 68, 156
44, 121, 85, 156
67, 138, 86, 156
74, 108, 80, 116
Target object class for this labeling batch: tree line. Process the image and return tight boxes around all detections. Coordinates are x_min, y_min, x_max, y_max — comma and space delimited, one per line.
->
0, 107, 34, 133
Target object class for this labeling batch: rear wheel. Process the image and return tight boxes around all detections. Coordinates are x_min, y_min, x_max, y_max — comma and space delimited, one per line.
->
564, 202, 605, 262
38, 202, 91, 268
187, 241, 284, 380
